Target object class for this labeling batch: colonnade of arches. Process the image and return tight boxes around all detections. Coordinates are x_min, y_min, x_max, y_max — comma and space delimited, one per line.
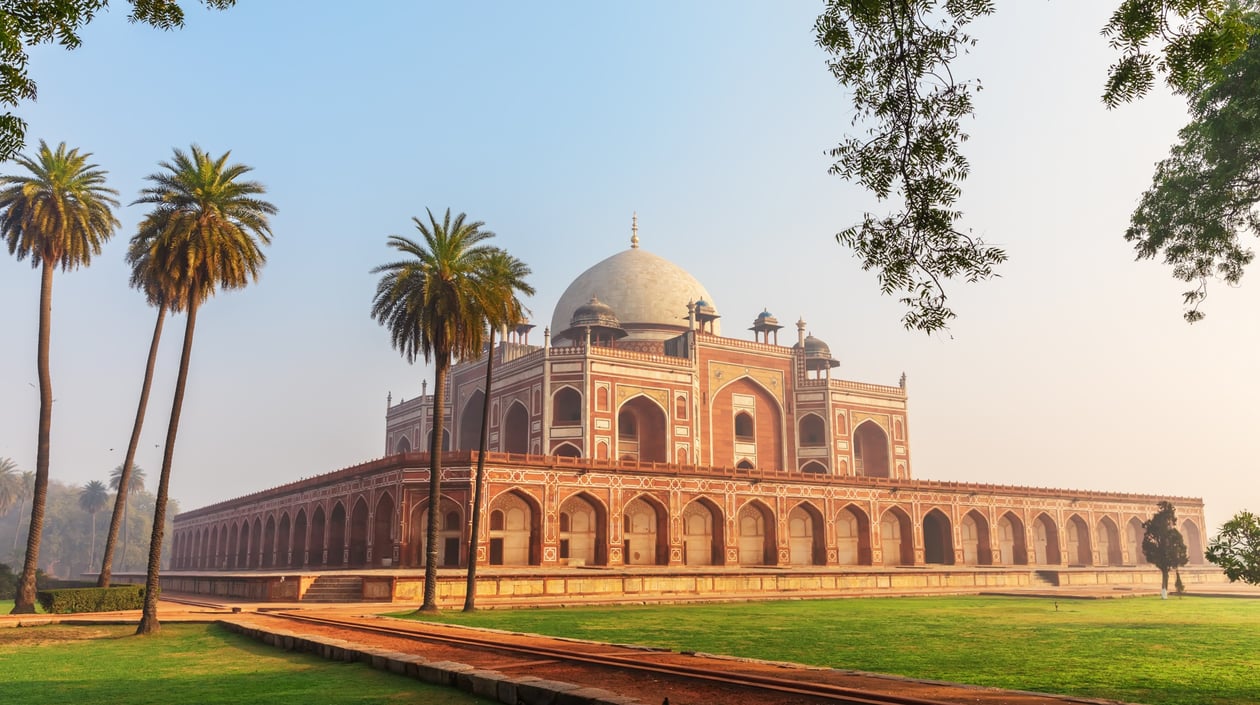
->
175, 491, 1207, 571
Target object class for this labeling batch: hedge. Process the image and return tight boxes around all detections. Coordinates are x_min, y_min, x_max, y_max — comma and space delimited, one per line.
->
36, 585, 148, 613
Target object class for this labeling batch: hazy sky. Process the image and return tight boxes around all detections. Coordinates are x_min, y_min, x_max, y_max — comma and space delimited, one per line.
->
1, 2, 1255, 532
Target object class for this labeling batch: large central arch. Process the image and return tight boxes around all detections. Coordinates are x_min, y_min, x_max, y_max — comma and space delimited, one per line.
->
710, 376, 784, 470
617, 395, 668, 463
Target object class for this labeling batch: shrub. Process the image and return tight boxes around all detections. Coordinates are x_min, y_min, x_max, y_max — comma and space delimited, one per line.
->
37, 585, 146, 613
0, 563, 15, 600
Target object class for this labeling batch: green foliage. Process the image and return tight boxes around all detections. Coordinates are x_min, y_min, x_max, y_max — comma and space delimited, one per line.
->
1143, 501, 1190, 592
0, 562, 15, 600
815, 1, 1257, 331
0, 1, 235, 162
407, 596, 1260, 705
0, 623, 479, 705
36, 585, 144, 613
1127, 13, 1260, 322
0, 457, 18, 517
1206, 509, 1260, 584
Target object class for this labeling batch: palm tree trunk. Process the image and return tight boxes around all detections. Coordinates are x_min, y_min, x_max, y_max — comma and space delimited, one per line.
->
464, 331, 496, 612
12, 261, 56, 614
99, 306, 165, 587
137, 301, 198, 635
89, 512, 97, 569
418, 353, 450, 613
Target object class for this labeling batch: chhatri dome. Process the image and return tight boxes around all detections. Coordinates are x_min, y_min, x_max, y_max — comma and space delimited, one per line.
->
550, 215, 719, 343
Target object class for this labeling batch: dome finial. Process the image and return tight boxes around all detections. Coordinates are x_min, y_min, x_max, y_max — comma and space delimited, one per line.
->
630, 211, 639, 249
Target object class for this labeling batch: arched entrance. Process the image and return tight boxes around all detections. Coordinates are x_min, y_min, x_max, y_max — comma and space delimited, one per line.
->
1097, 517, 1122, 566
997, 512, 1028, 565
1181, 519, 1205, 564
250, 518, 262, 569
373, 493, 394, 567
502, 402, 530, 454
617, 395, 668, 463
836, 505, 871, 565
923, 509, 954, 565
277, 513, 291, 568
559, 493, 606, 566
310, 505, 328, 567
216, 526, 228, 570
879, 507, 913, 566
552, 387, 582, 426
737, 501, 776, 566
853, 421, 890, 478
291, 509, 308, 568
487, 490, 539, 565
227, 524, 239, 570
328, 503, 347, 568
1033, 514, 1061, 565
458, 389, 485, 450
623, 496, 667, 565
412, 497, 463, 567
395, 436, 411, 454
1065, 515, 1091, 566
1125, 517, 1146, 565
960, 510, 992, 565
682, 499, 723, 566
798, 414, 825, 447
787, 503, 825, 565
235, 521, 249, 570
711, 377, 784, 470
349, 498, 370, 567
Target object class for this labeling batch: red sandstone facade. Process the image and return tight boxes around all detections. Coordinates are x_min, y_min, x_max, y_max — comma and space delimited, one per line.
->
171, 234, 1209, 577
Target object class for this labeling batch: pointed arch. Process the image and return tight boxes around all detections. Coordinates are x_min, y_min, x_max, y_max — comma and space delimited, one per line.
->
682, 497, 724, 566
552, 386, 582, 426
1033, 513, 1061, 565
311, 504, 328, 567
787, 502, 825, 565
411, 495, 463, 567
559, 491, 607, 566
395, 435, 412, 454
623, 494, 668, 565
1125, 516, 1145, 565
251, 518, 263, 569
276, 512, 291, 569
229, 522, 242, 570
737, 499, 776, 566
997, 511, 1028, 565
348, 497, 370, 567
502, 400, 530, 454
836, 504, 872, 565
1097, 516, 1122, 566
923, 508, 954, 565
711, 375, 784, 471
1181, 519, 1205, 564
798, 413, 826, 447
553, 442, 581, 458
617, 394, 668, 463
426, 428, 450, 452
960, 510, 992, 565
291, 508, 308, 568
799, 460, 827, 474
1065, 514, 1092, 565
457, 388, 485, 450
373, 491, 395, 567
487, 489, 541, 565
879, 507, 913, 566
327, 502, 347, 568
853, 420, 890, 478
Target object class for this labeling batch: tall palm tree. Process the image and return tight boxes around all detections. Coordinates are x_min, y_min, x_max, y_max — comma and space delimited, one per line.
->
79, 480, 110, 569
131, 145, 274, 635
0, 458, 18, 519
371, 209, 520, 612
0, 140, 119, 613
100, 234, 182, 587
107, 464, 146, 575
464, 251, 532, 612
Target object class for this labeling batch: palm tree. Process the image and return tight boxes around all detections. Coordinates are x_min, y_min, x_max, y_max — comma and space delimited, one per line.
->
464, 251, 532, 612
107, 464, 146, 574
1, 141, 120, 613
79, 480, 110, 569
131, 145, 275, 635
371, 209, 521, 612
0, 458, 18, 519
99, 234, 182, 588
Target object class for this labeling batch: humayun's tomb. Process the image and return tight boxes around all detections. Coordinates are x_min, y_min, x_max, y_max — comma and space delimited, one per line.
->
164, 221, 1213, 604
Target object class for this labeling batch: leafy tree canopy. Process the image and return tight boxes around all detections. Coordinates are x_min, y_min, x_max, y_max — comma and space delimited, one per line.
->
815, 0, 1254, 332
1206, 510, 1260, 584
1142, 500, 1189, 595
0, 0, 235, 161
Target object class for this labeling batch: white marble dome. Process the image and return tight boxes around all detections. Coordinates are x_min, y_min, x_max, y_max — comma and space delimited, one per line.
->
550, 245, 719, 343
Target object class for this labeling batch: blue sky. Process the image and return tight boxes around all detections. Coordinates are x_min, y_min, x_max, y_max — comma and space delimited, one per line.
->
1, 2, 1256, 530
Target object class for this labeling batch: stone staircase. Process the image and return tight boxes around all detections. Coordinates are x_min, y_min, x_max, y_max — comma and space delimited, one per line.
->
301, 575, 364, 602
1032, 569, 1060, 587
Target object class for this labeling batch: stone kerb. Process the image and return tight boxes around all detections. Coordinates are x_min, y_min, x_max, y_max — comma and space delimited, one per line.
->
218, 618, 643, 705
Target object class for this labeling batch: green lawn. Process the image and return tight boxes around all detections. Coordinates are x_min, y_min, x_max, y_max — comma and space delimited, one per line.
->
0, 623, 486, 705
398, 595, 1260, 705
0, 599, 44, 613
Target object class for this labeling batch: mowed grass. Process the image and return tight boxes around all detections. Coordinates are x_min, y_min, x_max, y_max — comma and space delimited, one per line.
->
0, 623, 485, 705
0, 599, 44, 613
401, 595, 1260, 705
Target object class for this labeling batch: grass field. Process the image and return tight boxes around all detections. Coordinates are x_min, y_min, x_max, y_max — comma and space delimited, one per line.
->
399, 595, 1260, 705
0, 599, 44, 613
0, 623, 484, 705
